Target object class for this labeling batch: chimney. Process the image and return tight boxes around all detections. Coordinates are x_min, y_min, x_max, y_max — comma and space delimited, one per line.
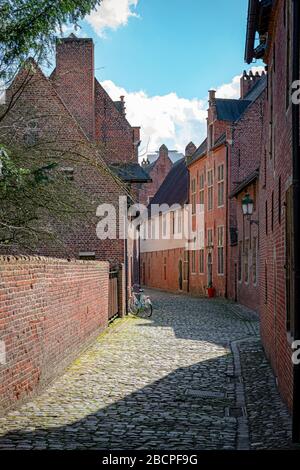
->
133, 126, 141, 144
208, 89, 216, 106
133, 126, 141, 159
240, 69, 266, 99
119, 96, 126, 117
159, 144, 169, 161
185, 142, 197, 158
52, 35, 95, 140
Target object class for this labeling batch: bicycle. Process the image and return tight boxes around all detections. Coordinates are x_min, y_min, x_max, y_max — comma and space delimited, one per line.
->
129, 286, 153, 318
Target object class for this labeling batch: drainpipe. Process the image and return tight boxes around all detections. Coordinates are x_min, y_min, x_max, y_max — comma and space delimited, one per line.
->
225, 139, 230, 299
124, 196, 129, 315
292, 0, 300, 444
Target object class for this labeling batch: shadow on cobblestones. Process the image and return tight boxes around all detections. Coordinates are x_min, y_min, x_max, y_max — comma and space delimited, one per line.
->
0, 289, 293, 450
0, 354, 239, 450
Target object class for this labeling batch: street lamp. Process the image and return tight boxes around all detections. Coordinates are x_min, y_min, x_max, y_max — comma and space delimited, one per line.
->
242, 193, 258, 225
242, 193, 254, 216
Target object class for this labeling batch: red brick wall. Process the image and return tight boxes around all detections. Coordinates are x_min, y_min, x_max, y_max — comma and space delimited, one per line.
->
139, 145, 173, 206
94, 80, 138, 163
52, 37, 95, 140
188, 144, 227, 298
1, 62, 127, 266
141, 248, 188, 293
0, 256, 109, 413
227, 83, 266, 310
231, 183, 260, 311
257, 0, 294, 411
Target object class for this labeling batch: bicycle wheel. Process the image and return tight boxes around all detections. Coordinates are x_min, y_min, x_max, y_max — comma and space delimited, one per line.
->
144, 303, 153, 318
129, 298, 139, 315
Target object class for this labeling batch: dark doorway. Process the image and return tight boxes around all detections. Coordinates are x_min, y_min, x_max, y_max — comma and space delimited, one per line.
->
178, 259, 183, 291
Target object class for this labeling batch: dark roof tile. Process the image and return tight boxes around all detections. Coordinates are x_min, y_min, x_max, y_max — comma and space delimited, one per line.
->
149, 158, 188, 210
243, 74, 267, 101
110, 163, 152, 183
186, 138, 207, 166
215, 98, 251, 121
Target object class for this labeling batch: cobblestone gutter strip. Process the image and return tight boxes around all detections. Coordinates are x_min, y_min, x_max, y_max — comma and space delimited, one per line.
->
229, 338, 254, 450
238, 339, 293, 449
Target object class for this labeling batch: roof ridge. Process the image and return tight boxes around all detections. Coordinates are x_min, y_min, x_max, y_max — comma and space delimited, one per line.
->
94, 78, 133, 131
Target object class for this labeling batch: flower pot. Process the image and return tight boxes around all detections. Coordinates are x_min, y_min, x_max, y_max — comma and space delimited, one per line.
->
207, 287, 215, 298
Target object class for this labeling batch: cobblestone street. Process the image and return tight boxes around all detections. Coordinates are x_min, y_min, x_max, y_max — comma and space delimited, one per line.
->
0, 290, 293, 450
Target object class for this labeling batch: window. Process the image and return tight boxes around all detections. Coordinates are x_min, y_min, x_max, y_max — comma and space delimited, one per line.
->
264, 149, 267, 187
238, 241, 242, 282
191, 250, 196, 274
171, 211, 175, 235
199, 173, 205, 206
207, 169, 213, 211
265, 262, 268, 304
23, 120, 39, 146
217, 226, 224, 275
141, 223, 147, 241
207, 228, 213, 247
265, 200, 268, 235
183, 250, 189, 281
61, 167, 74, 181
152, 217, 157, 239
271, 191, 274, 232
79, 252, 95, 260
244, 239, 249, 284
286, 186, 295, 335
199, 249, 204, 274
162, 214, 167, 237
191, 178, 196, 215
278, 177, 282, 225
217, 164, 224, 207
252, 237, 257, 285
177, 210, 182, 234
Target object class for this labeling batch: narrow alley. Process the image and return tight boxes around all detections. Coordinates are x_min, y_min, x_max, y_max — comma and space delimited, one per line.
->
0, 290, 292, 450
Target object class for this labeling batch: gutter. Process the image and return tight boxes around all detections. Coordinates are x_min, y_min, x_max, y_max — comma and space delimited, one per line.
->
229, 170, 259, 199
225, 140, 229, 299
292, 0, 300, 444
245, 0, 259, 63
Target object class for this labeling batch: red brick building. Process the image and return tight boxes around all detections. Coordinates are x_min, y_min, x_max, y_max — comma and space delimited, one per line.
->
227, 72, 267, 311
0, 35, 151, 311
51, 35, 141, 164
140, 156, 190, 293
245, 0, 300, 440
186, 84, 262, 297
139, 144, 174, 206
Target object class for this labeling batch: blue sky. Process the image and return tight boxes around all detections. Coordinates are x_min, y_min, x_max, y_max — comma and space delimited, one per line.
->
63, 0, 263, 153
84, 0, 250, 99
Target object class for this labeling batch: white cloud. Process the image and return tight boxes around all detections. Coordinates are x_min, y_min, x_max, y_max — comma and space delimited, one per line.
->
55, 23, 88, 39
215, 66, 265, 99
86, 0, 139, 36
101, 80, 207, 154
100, 66, 266, 155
